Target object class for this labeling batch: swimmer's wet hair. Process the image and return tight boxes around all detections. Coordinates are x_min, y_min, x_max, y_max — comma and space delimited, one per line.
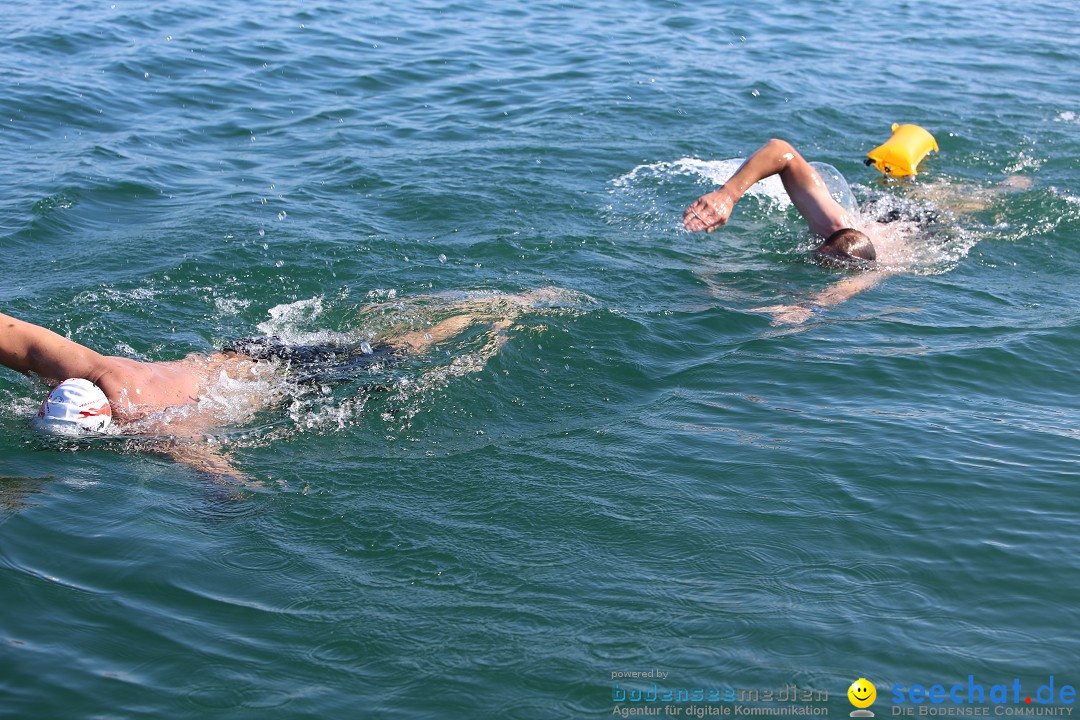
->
816, 228, 876, 262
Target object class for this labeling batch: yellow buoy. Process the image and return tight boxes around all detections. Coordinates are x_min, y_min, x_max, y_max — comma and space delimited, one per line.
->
865, 123, 938, 176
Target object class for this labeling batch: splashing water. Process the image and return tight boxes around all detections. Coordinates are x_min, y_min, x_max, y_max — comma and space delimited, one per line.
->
611, 156, 1021, 276
114, 288, 595, 449
612, 157, 858, 217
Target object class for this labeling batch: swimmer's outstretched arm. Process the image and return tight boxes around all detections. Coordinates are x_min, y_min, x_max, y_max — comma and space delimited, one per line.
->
755, 271, 891, 326
159, 442, 258, 488
683, 138, 854, 237
0, 312, 112, 384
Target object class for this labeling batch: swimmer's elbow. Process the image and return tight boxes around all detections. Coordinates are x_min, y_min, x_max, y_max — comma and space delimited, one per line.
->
763, 138, 801, 168
766, 138, 795, 154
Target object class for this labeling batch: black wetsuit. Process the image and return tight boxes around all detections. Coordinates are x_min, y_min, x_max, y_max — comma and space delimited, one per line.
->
873, 206, 943, 227
223, 336, 401, 384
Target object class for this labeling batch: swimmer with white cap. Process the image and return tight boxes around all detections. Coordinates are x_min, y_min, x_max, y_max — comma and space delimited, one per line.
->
0, 311, 436, 436
1, 311, 210, 434
1, 291, 549, 440
0, 310, 374, 476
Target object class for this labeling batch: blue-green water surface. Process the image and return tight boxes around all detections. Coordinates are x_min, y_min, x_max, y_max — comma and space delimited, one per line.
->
2, 1, 1079, 717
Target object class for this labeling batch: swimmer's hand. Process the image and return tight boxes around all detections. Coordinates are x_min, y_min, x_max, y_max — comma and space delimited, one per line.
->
753, 304, 814, 326
683, 188, 737, 232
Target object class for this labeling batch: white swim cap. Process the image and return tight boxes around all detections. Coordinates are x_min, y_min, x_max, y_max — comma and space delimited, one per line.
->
34, 378, 113, 435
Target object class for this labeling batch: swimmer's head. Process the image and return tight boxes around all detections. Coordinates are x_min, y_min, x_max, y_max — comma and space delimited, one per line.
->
814, 228, 877, 265
33, 378, 112, 436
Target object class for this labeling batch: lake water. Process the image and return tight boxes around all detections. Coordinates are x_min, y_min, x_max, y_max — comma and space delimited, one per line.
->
1, 0, 1078, 717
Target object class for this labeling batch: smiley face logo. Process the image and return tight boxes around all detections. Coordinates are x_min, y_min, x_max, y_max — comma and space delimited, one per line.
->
848, 678, 876, 715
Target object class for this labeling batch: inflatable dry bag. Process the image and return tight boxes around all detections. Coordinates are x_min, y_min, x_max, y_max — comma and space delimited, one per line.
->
865, 123, 938, 176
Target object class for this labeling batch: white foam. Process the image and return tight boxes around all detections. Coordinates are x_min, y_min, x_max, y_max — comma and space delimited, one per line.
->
1050, 187, 1080, 206
1003, 150, 1043, 174
214, 296, 252, 316
853, 191, 979, 275
255, 297, 352, 345
74, 285, 161, 307
113, 341, 140, 358
614, 158, 792, 208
